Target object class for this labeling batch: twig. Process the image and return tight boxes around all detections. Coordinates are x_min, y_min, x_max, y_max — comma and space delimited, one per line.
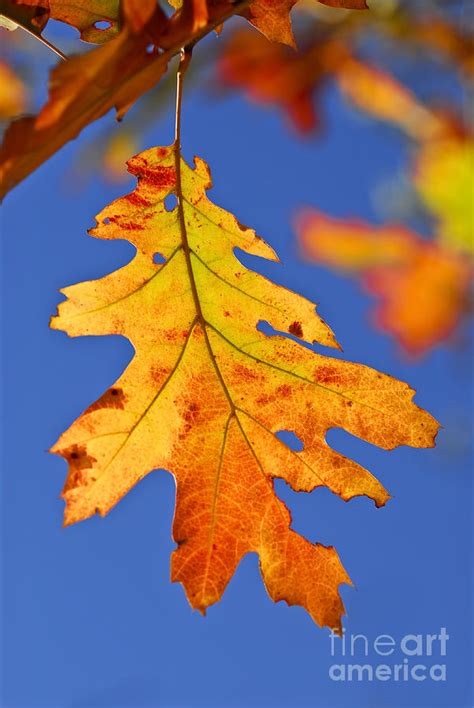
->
1, 15, 67, 61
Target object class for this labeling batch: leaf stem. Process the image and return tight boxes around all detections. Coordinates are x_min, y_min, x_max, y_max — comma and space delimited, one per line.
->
173, 49, 237, 415
174, 48, 192, 151
1, 16, 67, 61
174, 0, 251, 142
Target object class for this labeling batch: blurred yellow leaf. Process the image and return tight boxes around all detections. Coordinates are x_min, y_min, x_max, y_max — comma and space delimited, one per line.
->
102, 132, 138, 181
0, 60, 27, 119
415, 137, 474, 255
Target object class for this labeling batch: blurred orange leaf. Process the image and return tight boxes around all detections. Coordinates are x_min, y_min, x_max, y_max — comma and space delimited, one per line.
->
298, 211, 472, 355
412, 18, 474, 76
0, 60, 28, 119
51, 145, 437, 627
218, 28, 349, 132
337, 59, 444, 142
217, 29, 445, 139
216, 9, 473, 138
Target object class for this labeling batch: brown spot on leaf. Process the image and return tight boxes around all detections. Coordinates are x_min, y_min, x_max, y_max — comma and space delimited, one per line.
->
236, 218, 250, 233
86, 387, 127, 414
140, 165, 176, 190
62, 445, 97, 492
315, 364, 340, 385
277, 384, 292, 398
184, 402, 200, 423
165, 328, 190, 343
112, 317, 125, 331
181, 402, 201, 435
151, 365, 170, 384
107, 215, 144, 231
257, 393, 274, 405
125, 192, 151, 207
233, 363, 261, 381
289, 321, 304, 338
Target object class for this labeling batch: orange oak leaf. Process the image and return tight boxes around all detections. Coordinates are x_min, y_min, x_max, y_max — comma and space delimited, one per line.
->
50, 145, 438, 628
298, 211, 472, 355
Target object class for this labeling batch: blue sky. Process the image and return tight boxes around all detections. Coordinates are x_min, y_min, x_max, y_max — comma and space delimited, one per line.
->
1, 20, 473, 708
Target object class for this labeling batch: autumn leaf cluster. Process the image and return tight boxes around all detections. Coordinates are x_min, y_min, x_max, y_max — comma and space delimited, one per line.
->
2, 0, 467, 629
0, 0, 368, 196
